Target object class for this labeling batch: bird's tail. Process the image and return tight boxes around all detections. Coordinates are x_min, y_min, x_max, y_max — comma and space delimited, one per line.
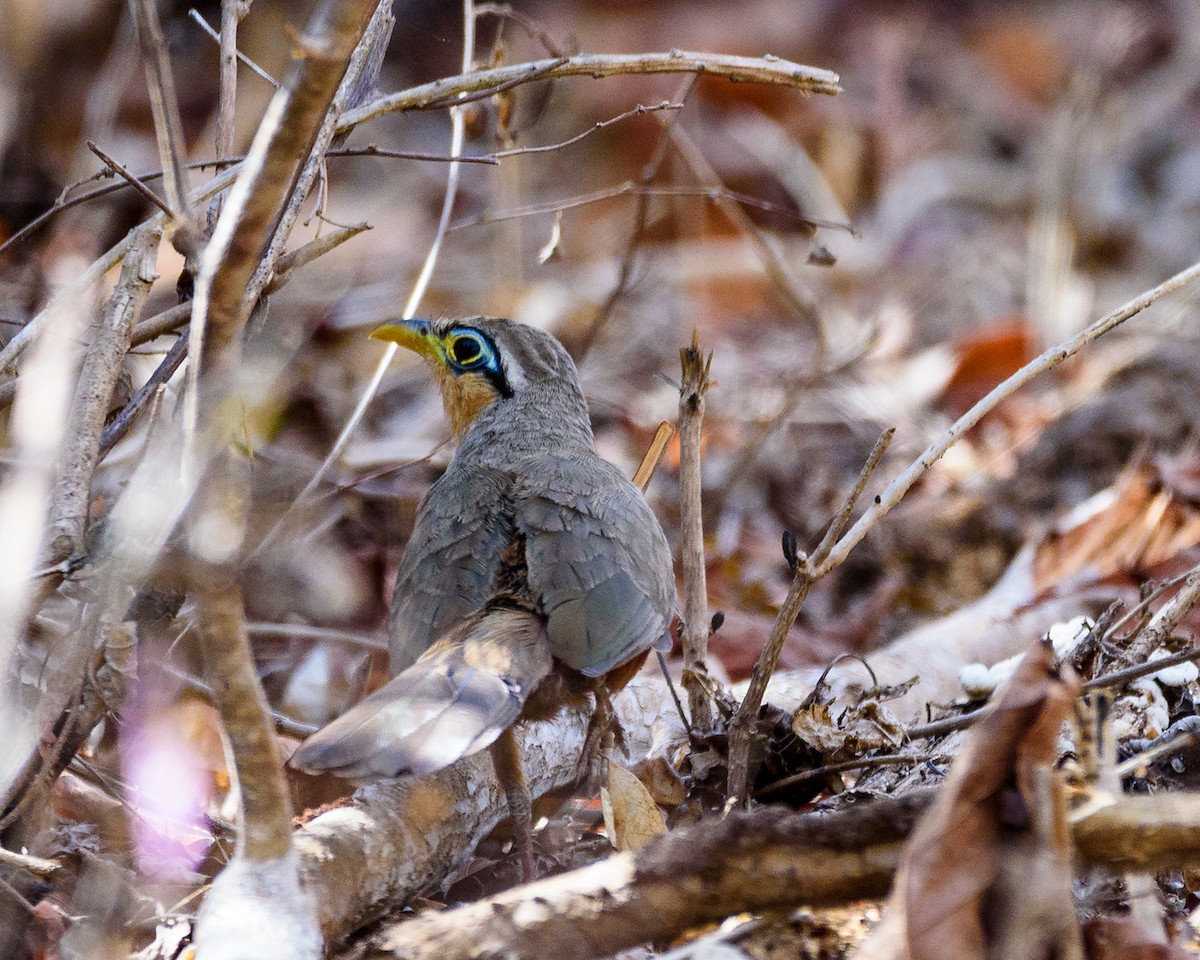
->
289, 606, 552, 779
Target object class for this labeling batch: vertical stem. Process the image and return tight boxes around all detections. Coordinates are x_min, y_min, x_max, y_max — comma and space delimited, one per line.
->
678, 330, 715, 731
217, 1, 241, 162
194, 459, 293, 859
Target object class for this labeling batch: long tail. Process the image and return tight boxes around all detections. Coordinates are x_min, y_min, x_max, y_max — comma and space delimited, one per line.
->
290, 607, 552, 779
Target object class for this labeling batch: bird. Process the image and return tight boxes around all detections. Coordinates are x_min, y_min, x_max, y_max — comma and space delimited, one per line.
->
290, 316, 676, 878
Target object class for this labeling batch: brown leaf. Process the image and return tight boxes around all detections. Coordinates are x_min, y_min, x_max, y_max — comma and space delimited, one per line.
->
1033, 462, 1200, 592
856, 643, 1080, 960
601, 757, 667, 852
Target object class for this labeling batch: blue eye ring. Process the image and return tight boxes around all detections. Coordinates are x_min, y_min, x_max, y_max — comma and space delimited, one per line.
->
447, 332, 486, 368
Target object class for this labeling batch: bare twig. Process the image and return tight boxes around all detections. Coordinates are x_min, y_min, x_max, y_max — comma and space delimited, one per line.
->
1122, 561, 1200, 664
185, 0, 385, 440
337, 50, 841, 131
755, 751, 948, 798
97, 334, 187, 458
185, 4, 385, 957
129, 0, 196, 251
492, 100, 683, 157
0, 284, 90, 800
0, 846, 66, 882
454, 182, 845, 232
815, 258, 1200, 578
45, 225, 160, 565
0, 164, 244, 377
669, 125, 822, 342
217, 0, 246, 161
726, 428, 893, 806
904, 646, 1200, 743
242, 1, 395, 303
421, 56, 568, 112
189, 6, 278, 89
266, 220, 371, 291
85, 141, 177, 218
678, 330, 715, 731
132, 302, 191, 347
0, 149, 490, 260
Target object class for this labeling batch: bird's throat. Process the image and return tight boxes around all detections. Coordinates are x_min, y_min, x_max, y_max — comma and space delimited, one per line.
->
435, 366, 498, 436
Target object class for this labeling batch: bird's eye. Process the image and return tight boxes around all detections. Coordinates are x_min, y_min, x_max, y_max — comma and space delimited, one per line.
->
448, 334, 485, 367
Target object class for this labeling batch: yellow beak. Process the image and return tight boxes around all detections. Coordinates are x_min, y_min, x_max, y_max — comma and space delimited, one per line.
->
371, 318, 440, 360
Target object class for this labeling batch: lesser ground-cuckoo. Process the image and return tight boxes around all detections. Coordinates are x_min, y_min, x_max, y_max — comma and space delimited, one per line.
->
291, 317, 676, 876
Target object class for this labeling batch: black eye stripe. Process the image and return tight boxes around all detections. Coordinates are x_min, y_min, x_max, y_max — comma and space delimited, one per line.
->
445, 326, 513, 397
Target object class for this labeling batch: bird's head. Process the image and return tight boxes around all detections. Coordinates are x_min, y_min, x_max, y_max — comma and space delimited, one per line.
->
371, 317, 582, 436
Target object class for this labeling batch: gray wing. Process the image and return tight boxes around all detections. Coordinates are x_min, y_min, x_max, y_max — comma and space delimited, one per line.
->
389, 461, 514, 672
515, 452, 675, 677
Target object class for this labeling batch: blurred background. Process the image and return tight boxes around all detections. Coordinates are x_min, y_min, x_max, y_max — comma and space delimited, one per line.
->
4, 0, 1200, 950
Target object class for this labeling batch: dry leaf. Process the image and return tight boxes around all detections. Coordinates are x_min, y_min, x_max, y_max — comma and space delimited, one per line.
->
854, 643, 1079, 960
600, 757, 667, 852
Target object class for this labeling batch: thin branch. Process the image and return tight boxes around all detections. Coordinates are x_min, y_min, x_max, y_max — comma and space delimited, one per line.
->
0, 149, 488, 261
755, 751, 949, 798
678, 330, 716, 731
0, 846, 66, 882
421, 56, 568, 111
222, 0, 247, 159
97, 332, 187, 458
669, 124, 822, 341
904, 646, 1200, 742
815, 258, 1200, 578
0, 164, 243, 377
453, 181, 848, 231
188, 6, 279, 89
475, 3, 569, 58
132, 302, 191, 347
246, 620, 385, 650
726, 427, 894, 806
265, 220, 371, 292
492, 99, 683, 157
0, 287, 91, 800
185, 0, 385, 441
336, 50, 841, 131
1083, 644, 1200, 692
810, 427, 894, 567
632, 421, 675, 493
129, 0, 195, 249
85, 141, 177, 219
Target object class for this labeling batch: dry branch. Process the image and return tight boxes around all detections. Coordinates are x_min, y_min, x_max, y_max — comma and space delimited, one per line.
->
45, 225, 159, 565
357, 784, 1200, 960
368, 799, 916, 960
337, 50, 840, 131
727, 427, 893, 804
678, 330, 715, 731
